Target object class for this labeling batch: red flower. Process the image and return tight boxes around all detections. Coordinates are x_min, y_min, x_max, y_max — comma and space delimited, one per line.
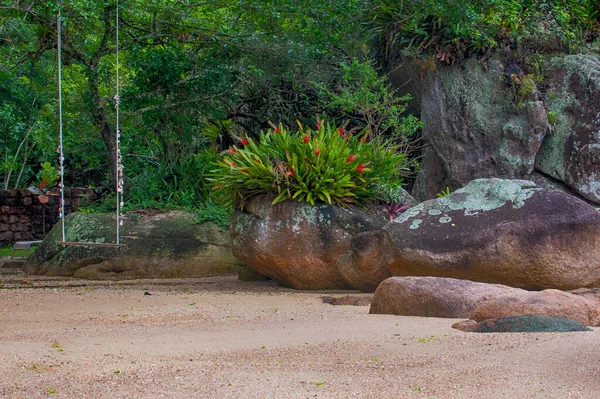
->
285, 169, 295, 176
230, 162, 237, 167
274, 127, 281, 134
357, 164, 366, 173
241, 169, 249, 173
314, 149, 321, 156
228, 147, 236, 155
303, 135, 310, 144
339, 127, 345, 135
240, 138, 249, 146
316, 120, 322, 130
345, 154, 357, 163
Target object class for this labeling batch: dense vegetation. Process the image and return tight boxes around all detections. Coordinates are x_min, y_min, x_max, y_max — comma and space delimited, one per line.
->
1, 0, 422, 217
368, 0, 599, 62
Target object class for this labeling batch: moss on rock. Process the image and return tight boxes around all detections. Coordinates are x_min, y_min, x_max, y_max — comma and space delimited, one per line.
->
24, 211, 243, 279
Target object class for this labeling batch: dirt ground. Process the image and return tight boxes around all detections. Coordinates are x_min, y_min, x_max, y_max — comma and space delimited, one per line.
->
0, 270, 599, 399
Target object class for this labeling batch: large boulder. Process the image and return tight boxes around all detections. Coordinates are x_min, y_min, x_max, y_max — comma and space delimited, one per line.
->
535, 55, 600, 203
388, 54, 600, 204
470, 289, 600, 327
369, 277, 522, 318
230, 194, 388, 290
349, 178, 600, 290
411, 57, 550, 201
24, 211, 243, 279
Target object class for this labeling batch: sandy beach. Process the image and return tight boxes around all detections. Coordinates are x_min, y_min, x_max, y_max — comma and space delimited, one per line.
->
0, 272, 598, 398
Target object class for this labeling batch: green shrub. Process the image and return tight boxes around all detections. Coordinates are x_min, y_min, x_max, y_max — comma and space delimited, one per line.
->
210, 121, 410, 207
195, 200, 232, 230
125, 150, 218, 210
368, 0, 600, 60
321, 59, 422, 141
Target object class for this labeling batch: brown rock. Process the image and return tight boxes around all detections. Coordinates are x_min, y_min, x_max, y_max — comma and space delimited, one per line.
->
470, 289, 600, 327
570, 288, 600, 302
452, 319, 479, 332
336, 230, 393, 292
230, 194, 387, 291
369, 277, 521, 318
357, 179, 600, 290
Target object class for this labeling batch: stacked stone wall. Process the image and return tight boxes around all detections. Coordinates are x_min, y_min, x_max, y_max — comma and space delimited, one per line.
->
0, 188, 95, 245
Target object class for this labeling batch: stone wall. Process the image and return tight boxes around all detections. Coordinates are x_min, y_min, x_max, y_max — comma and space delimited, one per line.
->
0, 188, 95, 245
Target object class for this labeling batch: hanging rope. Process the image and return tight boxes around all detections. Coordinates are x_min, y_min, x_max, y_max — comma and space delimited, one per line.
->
57, 11, 66, 243
56, 2, 125, 247
114, 0, 123, 244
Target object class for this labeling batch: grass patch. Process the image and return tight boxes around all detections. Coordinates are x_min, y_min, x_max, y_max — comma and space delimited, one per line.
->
0, 246, 28, 257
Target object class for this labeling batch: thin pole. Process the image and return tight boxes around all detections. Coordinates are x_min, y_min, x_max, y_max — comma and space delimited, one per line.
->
115, 0, 121, 245
57, 11, 66, 243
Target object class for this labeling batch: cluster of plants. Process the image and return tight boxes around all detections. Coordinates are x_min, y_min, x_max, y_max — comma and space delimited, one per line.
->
210, 121, 410, 207
367, 0, 600, 62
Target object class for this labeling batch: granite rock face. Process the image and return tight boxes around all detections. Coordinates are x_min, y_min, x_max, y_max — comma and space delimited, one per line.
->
412, 58, 550, 201
391, 54, 600, 205
535, 55, 600, 203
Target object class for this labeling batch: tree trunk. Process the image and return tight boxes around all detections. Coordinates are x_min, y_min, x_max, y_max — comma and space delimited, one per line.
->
87, 68, 118, 186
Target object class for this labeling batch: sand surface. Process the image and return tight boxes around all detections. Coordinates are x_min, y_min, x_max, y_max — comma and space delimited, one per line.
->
0, 272, 598, 398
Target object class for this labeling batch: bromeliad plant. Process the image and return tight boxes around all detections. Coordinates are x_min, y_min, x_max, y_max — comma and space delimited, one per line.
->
210, 121, 410, 207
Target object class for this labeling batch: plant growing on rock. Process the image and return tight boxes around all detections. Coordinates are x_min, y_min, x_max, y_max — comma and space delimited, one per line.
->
210, 121, 410, 207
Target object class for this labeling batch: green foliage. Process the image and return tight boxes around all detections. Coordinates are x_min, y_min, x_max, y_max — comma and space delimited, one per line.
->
321, 58, 423, 140
547, 111, 559, 125
437, 187, 452, 197
0, 0, 370, 190
210, 121, 409, 207
195, 200, 232, 230
37, 162, 59, 189
368, 0, 600, 61
2, 0, 425, 219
